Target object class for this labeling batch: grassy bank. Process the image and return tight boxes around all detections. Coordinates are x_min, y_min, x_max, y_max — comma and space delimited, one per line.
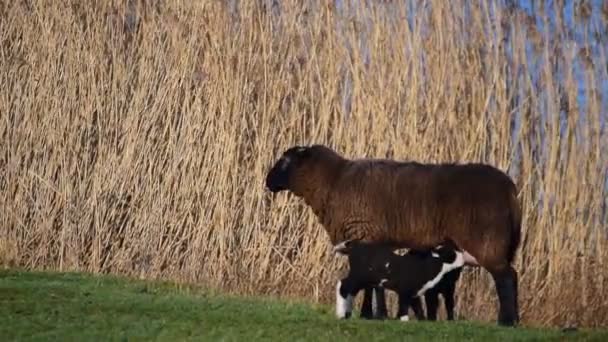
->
1, 269, 605, 341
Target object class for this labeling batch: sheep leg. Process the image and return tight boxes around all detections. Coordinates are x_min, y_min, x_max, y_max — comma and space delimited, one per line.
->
443, 285, 456, 321
360, 287, 375, 319
372, 286, 388, 319
410, 296, 426, 320
424, 290, 440, 321
513, 267, 519, 321
491, 266, 519, 326
508, 266, 519, 322
360, 286, 388, 319
336, 278, 361, 319
396, 293, 412, 322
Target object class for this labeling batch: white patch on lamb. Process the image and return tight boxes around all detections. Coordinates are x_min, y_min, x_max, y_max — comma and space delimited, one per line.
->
392, 248, 408, 256
371, 288, 378, 317
335, 281, 353, 319
416, 251, 465, 297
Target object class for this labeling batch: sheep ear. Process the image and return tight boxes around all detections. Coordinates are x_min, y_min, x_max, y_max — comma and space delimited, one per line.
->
295, 146, 312, 158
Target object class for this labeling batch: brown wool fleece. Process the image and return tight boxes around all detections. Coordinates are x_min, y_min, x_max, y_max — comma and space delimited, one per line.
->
283, 145, 521, 272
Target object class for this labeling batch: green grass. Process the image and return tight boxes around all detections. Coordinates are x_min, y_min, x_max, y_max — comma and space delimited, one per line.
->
0, 269, 605, 341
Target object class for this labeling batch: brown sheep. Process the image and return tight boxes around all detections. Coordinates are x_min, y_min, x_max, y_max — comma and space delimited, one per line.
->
265, 144, 522, 326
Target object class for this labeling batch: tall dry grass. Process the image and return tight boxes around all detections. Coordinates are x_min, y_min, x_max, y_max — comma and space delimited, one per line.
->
1, 0, 607, 328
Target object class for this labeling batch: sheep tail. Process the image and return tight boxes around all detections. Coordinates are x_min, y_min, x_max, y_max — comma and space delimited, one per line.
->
506, 185, 522, 265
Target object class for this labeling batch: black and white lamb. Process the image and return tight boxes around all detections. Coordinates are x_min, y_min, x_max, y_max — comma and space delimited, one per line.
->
403, 248, 464, 321
334, 240, 465, 322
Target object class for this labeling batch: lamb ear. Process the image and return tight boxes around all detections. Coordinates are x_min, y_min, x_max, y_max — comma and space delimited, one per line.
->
333, 239, 354, 254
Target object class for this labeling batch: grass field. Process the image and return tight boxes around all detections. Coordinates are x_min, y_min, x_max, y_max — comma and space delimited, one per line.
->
1, 269, 606, 341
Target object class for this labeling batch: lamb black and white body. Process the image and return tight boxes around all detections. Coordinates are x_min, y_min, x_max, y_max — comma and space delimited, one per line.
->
396, 250, 463, 321
265, 144, 522, 326
334, 240, 465, 322
357, 247, 464, 321
340, 246, 464, 321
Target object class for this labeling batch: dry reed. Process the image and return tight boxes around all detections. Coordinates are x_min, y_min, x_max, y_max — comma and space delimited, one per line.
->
1, 0, 607, 328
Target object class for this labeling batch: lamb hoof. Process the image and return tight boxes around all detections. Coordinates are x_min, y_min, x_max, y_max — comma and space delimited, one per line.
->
360, 311, 374, 320
374, 313, 388, 320
336, 312, 351, 319
361, 314, 387, 321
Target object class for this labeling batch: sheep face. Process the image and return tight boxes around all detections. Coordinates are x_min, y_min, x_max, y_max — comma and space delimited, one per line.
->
265, 146, 312, 193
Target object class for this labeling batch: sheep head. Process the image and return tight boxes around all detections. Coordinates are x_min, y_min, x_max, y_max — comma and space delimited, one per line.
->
265, 144, 344, 196
265, 145, 312, 193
